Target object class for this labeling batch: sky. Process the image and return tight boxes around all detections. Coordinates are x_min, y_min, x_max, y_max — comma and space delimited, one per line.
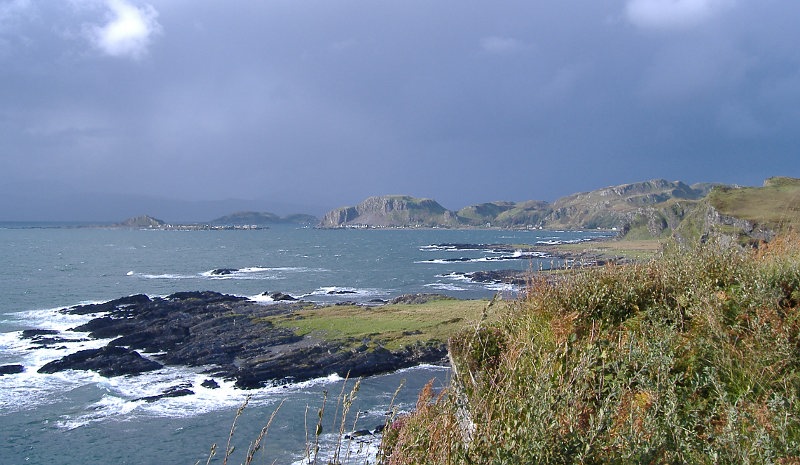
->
1, 0, 799, 221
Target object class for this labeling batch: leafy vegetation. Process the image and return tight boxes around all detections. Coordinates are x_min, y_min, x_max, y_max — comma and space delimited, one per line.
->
381, 234, 800, 464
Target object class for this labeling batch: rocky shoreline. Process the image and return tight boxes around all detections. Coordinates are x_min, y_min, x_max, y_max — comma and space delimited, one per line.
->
19, 291, 447, 392
5, 243, 631, 397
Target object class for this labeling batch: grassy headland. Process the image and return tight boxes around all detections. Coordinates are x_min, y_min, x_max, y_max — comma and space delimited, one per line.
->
261, 297, 495, 351
709, 176, 800, 230
381, 234, 800, 464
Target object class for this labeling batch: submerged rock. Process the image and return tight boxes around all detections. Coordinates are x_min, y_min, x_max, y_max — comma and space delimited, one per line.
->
139, 384, 195, 403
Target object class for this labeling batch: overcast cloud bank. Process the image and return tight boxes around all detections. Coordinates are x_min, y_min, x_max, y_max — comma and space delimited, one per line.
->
1, 1, 798, 221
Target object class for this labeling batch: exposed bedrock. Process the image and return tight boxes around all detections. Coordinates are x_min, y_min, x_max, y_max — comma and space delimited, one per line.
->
38, 291, 447, 389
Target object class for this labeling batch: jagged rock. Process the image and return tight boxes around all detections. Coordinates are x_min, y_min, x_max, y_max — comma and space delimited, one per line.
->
269, 292, 298, 301
201, 379, 220, 389
38, 346, 163, 377
66, 294, 152, 315
139, 384, 195, 403
41, 291, 450, 389
465, 270, 530, 286
210, 268, 238, 275
21, 329, 59, 338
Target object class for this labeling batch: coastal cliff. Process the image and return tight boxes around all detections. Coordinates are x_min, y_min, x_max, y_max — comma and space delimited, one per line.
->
318, 179, 722, 235
318, 177, 800, 244
320, 195, 461, 228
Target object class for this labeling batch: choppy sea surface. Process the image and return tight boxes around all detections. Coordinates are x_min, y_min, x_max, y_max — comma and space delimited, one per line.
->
0, 224, 610, 464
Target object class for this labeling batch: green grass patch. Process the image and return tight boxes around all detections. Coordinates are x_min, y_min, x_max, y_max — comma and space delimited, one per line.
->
264, 299, 492, 350
708, 177, 800, 230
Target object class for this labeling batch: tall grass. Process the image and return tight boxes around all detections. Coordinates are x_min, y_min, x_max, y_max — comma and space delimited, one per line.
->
381, 234, 800, 464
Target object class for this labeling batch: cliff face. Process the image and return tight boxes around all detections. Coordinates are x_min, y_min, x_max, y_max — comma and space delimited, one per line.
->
319, 181, 712, 233
673, 177, 800, 245
320, 195, 460, 228
318, 178, 799, 241
544, 180, 708, 231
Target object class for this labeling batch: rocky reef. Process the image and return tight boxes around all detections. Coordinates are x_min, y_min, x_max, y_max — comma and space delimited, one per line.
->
31, 291, 447, 389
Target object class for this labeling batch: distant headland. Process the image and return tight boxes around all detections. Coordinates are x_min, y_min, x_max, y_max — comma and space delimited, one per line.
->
104, 176, 800, 243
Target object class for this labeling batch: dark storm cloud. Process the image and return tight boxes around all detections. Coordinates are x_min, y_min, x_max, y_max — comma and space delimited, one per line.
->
1, 0, 799, 220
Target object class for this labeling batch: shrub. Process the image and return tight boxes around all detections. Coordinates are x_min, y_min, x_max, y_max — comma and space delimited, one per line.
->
383, 234, 800, 464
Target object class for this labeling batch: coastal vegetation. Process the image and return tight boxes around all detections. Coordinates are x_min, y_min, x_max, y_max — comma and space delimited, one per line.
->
263, 297, 494, 351
379, 233, 800, 463
373, 178, 800, 463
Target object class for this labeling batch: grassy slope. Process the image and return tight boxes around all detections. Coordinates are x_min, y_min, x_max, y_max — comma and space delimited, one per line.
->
382, 235, 800, 464
261, 298, 493, 351
708, 177, 800, 230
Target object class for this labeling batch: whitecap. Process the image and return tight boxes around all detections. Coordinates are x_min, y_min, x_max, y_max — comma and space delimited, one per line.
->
423, 282, 468, 292
55, 394, 143, 430
135, 272, 195, 280
435, 272, 471, 282
304, 287, 390, 299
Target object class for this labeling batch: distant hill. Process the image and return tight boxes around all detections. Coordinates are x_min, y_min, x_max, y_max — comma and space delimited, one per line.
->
320, 195, 461, 228
456, 200, 550, 227
318, 180, 725, 234
543, 179, 721, 238
208, 211, 317, 226
115, 215, 165, 228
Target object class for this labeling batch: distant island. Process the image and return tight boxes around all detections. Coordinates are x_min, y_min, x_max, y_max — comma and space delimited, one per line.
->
108, 176, 800, 245
112, 211, 319, 230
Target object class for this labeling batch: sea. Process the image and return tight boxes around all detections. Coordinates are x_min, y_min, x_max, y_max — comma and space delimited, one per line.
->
0, 224, 611, 465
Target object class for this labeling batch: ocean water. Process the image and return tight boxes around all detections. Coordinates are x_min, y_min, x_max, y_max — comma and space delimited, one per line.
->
0, 224, 610, 464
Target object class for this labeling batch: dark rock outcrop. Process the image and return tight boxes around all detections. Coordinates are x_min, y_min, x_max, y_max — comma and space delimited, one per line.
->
38, 346, 163, 376
138, 384, 195, 403
21, 328, 89, 347
38, 291, 447, 389
210, 268, 238, 276
464, 270, 530, 286
264, 292, 297, 301
201, 379, 220, 389
0, 364, 24, 376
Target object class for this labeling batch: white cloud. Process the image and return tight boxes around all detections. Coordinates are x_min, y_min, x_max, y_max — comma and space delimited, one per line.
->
625, 0, 734, 30
0, 0, 31, 21
480, 36, 523, 54
88, 0, 160, 59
